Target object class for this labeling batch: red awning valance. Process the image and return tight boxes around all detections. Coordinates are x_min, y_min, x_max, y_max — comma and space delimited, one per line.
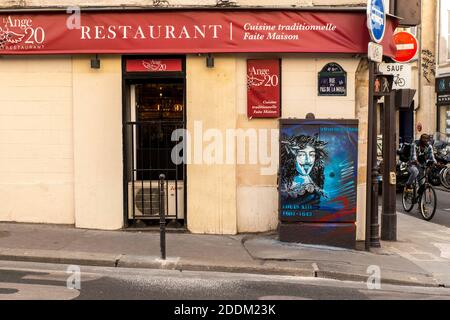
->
0, 10, 398, 56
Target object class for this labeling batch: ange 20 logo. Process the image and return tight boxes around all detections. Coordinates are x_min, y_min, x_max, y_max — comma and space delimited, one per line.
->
142, 60, 169, 71
0, 16, 45, 50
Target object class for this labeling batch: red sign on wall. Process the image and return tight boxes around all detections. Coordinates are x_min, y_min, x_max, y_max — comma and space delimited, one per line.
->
0, 11, 398, 56
126, 59, 183, 72
247, 59, 281, 119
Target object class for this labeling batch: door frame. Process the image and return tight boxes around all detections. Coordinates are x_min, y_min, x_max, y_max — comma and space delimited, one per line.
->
399, 102, 414, 144
121, 55, 187, 228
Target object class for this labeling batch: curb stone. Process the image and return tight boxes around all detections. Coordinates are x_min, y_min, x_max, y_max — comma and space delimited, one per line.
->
0, 250, 440, 288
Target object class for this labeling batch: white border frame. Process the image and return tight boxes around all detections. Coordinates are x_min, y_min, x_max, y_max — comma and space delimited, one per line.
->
439, 0, 450, 63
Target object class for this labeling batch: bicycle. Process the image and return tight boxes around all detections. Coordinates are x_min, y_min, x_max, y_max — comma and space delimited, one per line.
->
401, 161, 438, 221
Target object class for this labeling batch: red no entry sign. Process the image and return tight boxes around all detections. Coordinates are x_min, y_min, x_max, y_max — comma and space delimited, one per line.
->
393, 31, 418, 63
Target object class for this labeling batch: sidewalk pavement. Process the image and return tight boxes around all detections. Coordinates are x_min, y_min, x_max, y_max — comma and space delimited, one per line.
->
380, 212, 450, 287
0, 212, 449, 288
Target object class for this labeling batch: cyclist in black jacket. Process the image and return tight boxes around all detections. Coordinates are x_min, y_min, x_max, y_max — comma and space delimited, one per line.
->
405, 134, 437, 191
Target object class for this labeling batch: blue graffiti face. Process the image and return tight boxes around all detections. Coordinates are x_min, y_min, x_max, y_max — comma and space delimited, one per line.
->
280, 122, 358, 223
296, 146, 316, 175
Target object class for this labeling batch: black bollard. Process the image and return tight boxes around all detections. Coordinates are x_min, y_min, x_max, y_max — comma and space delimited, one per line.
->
159, 174, 166, 260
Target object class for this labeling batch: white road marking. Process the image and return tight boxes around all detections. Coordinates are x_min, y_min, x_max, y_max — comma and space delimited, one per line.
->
259, 295, 311, 300
0, 282, 80, 300
434, 243, 450, 260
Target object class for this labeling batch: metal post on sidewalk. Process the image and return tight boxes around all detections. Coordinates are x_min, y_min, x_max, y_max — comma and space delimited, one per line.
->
381, 91, 397, 241
369, 89, 381, 249
366, 61, 381, 249
159, 174, 167, 260
365, 61, 374, 251
366, 0, 387, 250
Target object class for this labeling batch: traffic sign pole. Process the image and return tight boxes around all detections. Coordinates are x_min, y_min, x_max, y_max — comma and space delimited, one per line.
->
366, 61, 381, 249
366, 0, 386, 250
381, 91, 398, 242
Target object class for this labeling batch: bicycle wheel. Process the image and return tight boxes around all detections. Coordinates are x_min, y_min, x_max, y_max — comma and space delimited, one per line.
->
419, 186, 437, 221
441, 167, 450, 190
402, 186, 415, 212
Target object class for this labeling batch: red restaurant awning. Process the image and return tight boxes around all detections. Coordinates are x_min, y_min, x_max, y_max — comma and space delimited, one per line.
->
0, 10, 398, 56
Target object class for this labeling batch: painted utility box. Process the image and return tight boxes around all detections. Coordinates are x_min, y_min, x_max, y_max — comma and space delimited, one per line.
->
278, 119, 359, 249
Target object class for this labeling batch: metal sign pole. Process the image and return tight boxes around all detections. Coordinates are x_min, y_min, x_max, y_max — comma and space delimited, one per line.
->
381, 91, 397, 241
366, 0, 386, 249
367, 61, 381, 248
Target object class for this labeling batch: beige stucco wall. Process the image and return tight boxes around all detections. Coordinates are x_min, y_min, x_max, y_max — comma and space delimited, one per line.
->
233, 55, 365, 238
0, 56, 75, 224
185, 53, 366, 238
186, 55, 238, 234
0, 55, 124, 230
0, 53, 368, 237
355, 59, 369, 241
72, 55, 123, 230
0, 1, 381, 239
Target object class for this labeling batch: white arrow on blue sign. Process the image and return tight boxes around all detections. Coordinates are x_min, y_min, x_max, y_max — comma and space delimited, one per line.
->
367, 0, 386, 44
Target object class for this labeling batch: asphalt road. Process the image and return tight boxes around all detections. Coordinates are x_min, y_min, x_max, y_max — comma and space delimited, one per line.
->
396, 187, 450, 228
1, 260, 450, 300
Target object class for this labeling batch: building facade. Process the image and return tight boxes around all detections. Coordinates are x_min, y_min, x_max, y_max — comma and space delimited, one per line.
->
0, 0, 402, 247
389, 0, 436, 145
415, 0, 436, 139
436, 0, 450, 139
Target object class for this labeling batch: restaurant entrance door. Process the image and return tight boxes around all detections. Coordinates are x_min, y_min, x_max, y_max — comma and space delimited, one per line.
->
124, 78, 186, 228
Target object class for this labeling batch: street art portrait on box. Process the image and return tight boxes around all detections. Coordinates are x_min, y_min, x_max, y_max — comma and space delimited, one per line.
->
279, 120, 359, 223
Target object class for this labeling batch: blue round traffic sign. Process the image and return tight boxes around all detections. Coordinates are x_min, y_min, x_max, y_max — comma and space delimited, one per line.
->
367, 0, 386, 44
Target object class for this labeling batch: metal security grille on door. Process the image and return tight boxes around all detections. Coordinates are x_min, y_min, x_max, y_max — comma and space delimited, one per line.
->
124, 80, 186, 226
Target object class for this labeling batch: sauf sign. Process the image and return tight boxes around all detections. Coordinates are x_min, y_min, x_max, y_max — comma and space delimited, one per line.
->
379, 63, 412, 90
